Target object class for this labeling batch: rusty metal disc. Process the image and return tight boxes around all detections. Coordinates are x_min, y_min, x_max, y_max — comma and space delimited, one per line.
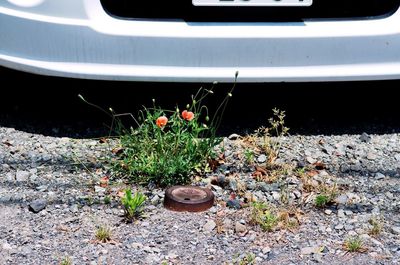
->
164, 186, 214, 212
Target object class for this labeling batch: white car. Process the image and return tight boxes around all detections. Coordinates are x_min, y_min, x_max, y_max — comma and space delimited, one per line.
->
1, 0, 400, 82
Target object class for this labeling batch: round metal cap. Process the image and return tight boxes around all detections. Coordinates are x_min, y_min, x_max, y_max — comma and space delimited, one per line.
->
164, 186, 214, 212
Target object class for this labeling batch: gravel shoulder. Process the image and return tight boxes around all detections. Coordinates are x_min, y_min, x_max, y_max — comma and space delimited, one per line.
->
0, 127, 399, 265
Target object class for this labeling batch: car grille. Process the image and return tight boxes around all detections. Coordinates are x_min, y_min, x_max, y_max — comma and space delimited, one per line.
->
100, 0, 400, 21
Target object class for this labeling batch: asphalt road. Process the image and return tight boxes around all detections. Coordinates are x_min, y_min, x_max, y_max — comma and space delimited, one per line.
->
1, 66, 400, 138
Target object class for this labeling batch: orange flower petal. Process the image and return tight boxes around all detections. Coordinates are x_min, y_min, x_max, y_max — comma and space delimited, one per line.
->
182, 110, 194, 121
156, 116, 168, 128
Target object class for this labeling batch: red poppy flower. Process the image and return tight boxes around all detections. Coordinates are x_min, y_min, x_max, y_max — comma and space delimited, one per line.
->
182, 110, 194, 121
156, 116, 168, 128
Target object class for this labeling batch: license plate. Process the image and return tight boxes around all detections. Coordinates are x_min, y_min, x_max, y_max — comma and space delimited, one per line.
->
193, 0, 312, 6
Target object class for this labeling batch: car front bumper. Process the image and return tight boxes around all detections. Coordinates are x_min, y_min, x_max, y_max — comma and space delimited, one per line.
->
1, 0, 400, 82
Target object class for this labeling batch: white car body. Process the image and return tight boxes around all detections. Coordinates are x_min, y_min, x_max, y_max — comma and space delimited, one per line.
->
1, 0, 400, 82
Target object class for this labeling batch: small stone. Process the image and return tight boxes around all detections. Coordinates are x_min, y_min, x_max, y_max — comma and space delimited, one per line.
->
229, 179, 238, 191
94, 186, 106, 193
366, 152, 377, 160
262, 246, 271, 254
6, 172, 14, 182
375, 173, 385, 180
16, 170, 30, 182
335, 224, 344, 230
29, 174, 38, 182
301, 246, 320, 255
29, 199, 47, 213
324, 209, 332, 215
203, 220, 216, 232
344, 210, 353, 216
335, 194, 348, 205
257, 154, 267, 164
2, 243, 13, 251
131, 242, 143, 249
360, 234, 371, 241
258, 182, 271, 192
390, 226, 400, 235
228, 134, 240, 140
372, 207, 380, 215
21, 246, 32, 256
244, 192, 257, 203
306, 156, 316, 164
271, 192, 280, 201
235, 222, 247, 234
211, 185, 222, 192
344, 225, 354, 231
141, 221, 150, 227
360, 133, 371, 143
70, 204, 79, 213
255, 257, 263, 263
385, 192, 394, 200
151, 195, 160, 206
338, 209, 345, 218
36, 185, 48, 192
395, 154, 400, 161
227, 199, 241, 209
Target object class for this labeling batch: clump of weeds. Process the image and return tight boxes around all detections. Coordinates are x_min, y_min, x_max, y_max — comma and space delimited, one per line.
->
344, 236, 366, 253
368, 217, 384, 237
249, 202, 301, 232
121, 189, 146, 222
95, 225, 112, 243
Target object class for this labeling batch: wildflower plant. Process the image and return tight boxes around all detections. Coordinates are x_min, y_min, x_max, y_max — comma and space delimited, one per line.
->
109, 74, 237, 186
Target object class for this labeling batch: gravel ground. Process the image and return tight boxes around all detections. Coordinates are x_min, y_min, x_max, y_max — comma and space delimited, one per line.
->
0, 127, 399, 265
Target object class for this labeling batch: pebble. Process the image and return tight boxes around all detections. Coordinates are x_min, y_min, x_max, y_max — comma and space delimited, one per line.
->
16, 170, 30, 182
94, 186, 106, 194
262, 246, 271, 254
367, 152, 377, 160
28, 199, 47, 213
257, 154, 267, 163
360, 133, 371, 143
203, 220, 216, 232
390, 226, 400, 235
228, 134, 240, 140
301, 246, 320, 255
235, 222, 247, 234
6, 172, 14, 182
151, 195, 160, 205
337, 209, 345, 218
335, 224, 344, 230
226, 199, 241, 209
335, 194, 348, 205
375, 172, 385, 180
